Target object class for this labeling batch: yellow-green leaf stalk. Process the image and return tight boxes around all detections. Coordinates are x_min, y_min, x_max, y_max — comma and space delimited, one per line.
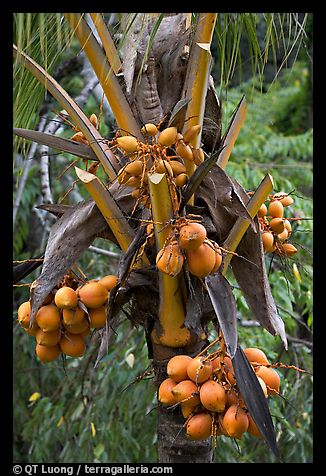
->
181, 13, 217, 204
148, 172, 191, 347
222, 174, 274, 274
89, 13, 122, 75
75, 167, 149, 269
64, 13, 142, 140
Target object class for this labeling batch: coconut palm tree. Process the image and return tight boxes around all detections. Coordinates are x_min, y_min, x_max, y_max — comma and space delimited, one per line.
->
13, 13, 309, 463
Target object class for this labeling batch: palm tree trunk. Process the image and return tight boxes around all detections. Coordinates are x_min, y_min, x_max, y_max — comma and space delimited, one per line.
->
152, 342, 215, 463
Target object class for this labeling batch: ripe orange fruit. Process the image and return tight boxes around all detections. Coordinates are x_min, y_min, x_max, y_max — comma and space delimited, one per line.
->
282, 243, 298, 257
187, 357, 213, 384
167, 355, 193, 382
62, 306, 85, 326
98, 275, 118, 291
186, 413, 212, 440
24, 325, 39, 337
262, 232, 275, 253
222, 356, 235, 385
158, 378, 177, 405
78, 282, 108, 308
277, 228, 289, 241
185, 240, 216, 278
60, 332, 85, 357
243, 348, 269, 366
36, 343, 61, 363
179, 222, 207, 251
54, 286, 78, 310
124, 160, 144, 176
247, 414, 262, 438
257, 376, 268, 398
210, 243, 223, 274
256, 366, 280, 396
18, 301, 31, 328
273, 192, 294, 207
36, 304, 62, 332
171, 380, 200, 405
158, 127, 178, 147
63, 318, 90, 335
88, 306, 107, 328
222, 405, 249, 438
181, 401, 198, 419
284, 219, 292, 235
199, 380, 226, 413
155, 159, 173, 176
89, 113, 98, 128
117, 136, 138, 153
36, 328, 61, 347
225, 389, 244, 408
175, 173, 189, 187
269, 218, 285, 234
170, 161, 186, 176
258, 203, 268, 218
183, 125, 201, 145
192, 148, 205, 165
268, 200, 284, 218
125, 175, 141, 188
156, 241, 184, 277
141, 123, 158, 136
117, 168, 130, 184
176, 142, 193, 162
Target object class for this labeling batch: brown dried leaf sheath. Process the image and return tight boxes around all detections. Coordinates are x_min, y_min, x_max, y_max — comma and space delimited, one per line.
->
197, 167, 287, 345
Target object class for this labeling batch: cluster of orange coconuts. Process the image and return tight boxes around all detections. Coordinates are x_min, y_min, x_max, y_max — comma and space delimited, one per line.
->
258, 192, 297, 257
115, 123, 205, 207
156, 221, 222, 279
158, 347, 281, 441
17, 274, 118, 363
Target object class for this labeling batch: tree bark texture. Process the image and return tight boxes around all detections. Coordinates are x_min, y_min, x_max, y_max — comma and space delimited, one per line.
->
152, 342, 215, 463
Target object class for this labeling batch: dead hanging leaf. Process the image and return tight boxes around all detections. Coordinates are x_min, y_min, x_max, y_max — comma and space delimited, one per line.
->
196, 167, 287, 347
184, 273, 206, 336
189, 163, 256, 232
205, 273, 238, 358
232, 346, 280, 461
29, 200, 114, 323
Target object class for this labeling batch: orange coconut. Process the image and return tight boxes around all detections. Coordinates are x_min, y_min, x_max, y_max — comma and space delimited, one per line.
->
262, 232, 275, 253
269, 218, 285, 235
282, 243, 298, 257
171, 380, 200, 405
179, 222, 207, 251
158, 378, 178, 406
98, 275, 118, 291
158, 127, 178, 147
187, 357, 213, 384
88, 306, 107, 328
36, 304, 62, 332
62, 306, 85, 326
243, 348, 269, 366
167, 355, 193, 383
36, 343, 61, 363
185, 240, 216, 278
63, 318, 90, 335
175, 173, 189, 187
124, 160, 144, 176
17, 301, 32, 328
256, 366, 281, 396
170, 161, 187, 176
54, 286, 78, 309
186, 413, 212, 440
247, 414, 262, 438
268, 200, 284, 218
60, 332, 85, 357
117, 136, 138, 153
183, 125, 201, 145
199, 379, 226, 413
258, 203, 268, 218
78, 282, 108, 308
156, 241, 184, 277
141, 123, 158, 136
176, 142, 193, 162
222, 405, 249, 439
36, 328, 61, 347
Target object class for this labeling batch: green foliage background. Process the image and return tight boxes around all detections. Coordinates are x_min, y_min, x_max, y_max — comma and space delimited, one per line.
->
13, 15, 313, 464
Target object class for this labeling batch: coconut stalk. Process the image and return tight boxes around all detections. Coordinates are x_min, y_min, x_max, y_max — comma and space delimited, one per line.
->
89, 13, 122, 75
222, 173, 274, 274
64, 13, 142, 140
181, 13, 217, 201
75, 167, 149, 269
13, 44, 118, 181
148, 172, 191, 347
